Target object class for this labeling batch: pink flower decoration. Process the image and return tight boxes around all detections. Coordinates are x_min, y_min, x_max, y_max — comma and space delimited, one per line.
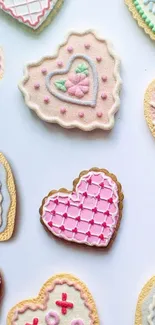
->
65, 73, 89, 98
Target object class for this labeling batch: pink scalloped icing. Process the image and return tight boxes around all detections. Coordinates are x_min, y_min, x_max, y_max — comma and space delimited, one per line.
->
41, 170, 122, 247
10, 278, 95, 325
0, 0, 55, 29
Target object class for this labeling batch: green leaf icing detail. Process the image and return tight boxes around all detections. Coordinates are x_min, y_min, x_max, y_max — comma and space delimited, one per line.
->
133, 0, 155, 33
75, 63, 89, 75
54, 80, 67, 92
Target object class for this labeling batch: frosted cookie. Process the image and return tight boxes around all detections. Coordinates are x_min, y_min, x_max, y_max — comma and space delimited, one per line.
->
7, 273, 99, 325
0, 48, 4, 80
0, 153, 16, 241
144, 79, 155, 137
0, 0, 63, 31
19, 31, 121, 131
40, 168, 124, 248
134, 276, 155, 325
125, 0, 155, 40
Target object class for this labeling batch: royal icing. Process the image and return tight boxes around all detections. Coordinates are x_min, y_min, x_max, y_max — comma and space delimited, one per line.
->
134, 277, 155, 325
125, 0, 155, 39
0, 153, 16, 241
0, 0, 63, 30
19, 31, 121, 131
40, 168, 124, 247
7, 274, 99, 325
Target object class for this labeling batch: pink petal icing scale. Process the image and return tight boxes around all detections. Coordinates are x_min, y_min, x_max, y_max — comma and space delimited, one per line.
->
40, 169, 123, 247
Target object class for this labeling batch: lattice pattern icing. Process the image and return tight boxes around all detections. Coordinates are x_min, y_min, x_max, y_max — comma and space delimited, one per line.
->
41, 170, 123, 247
0, 0, 58, 29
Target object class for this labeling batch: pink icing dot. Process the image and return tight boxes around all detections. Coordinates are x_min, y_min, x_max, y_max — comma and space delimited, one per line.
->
102, 76, 107, 82
67, 46, 73, 53
78, 112, 84, 118
96, 56, 102, 62
97, 112, 103, 118
34, 83, 40, 90
60, 107, 66, 114
84, 44, 90, 49
41, 68, 47, 75
44, 96, 50, 104
101, 93, 107, 100
57, 60, 63, 68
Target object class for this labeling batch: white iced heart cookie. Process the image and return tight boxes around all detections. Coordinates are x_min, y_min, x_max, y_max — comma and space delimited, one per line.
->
135, 276, 155, 325
19, 31, 121, 131
0, 153, 16, 241
125, 0, 155, 40
7, 273, 99, 325
0, 0, 63, 30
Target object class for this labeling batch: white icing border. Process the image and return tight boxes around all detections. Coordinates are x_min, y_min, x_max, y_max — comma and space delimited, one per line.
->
18, 30, 122, 131
46, 54, 98, 107
148, 295, 155, 325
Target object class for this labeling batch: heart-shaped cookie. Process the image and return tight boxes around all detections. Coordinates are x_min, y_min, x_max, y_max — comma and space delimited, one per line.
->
19, 31, 121, 131
7, 273, 99, 325
125, 0, 155, 40
0, 153, 16, 241
46, 54, 98, 108
0, 0, 63, 30
40, 168, 124, 248
135, 276, 155, 325
144, 79, 155, 137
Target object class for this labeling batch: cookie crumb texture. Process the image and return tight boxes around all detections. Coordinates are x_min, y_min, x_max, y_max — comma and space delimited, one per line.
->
125, 0, 155, 40
7, 273, 99, 325
40, 168, 124, 247
144, 80, 155, 137
0, 153, 16, 241
19, 31, 121, 131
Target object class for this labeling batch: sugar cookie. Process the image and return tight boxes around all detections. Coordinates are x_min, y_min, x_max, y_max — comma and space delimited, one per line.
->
19, 31, 121, 131
0, 0, 63, 31
125, 0, 155, 40
0, 153, 16, 241
7, 273, 99, 325
144, 79, 155, 137
40, 168, 124, 247
134, 276, 155, 325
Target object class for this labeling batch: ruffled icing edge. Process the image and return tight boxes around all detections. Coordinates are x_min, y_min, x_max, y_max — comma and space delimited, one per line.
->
7, 273, 99, 325
18, 30, 122, 131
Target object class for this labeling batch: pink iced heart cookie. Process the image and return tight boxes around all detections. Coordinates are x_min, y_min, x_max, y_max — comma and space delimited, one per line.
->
0, 0, 63, 30
7, 273, 99, 325
40, 168, 124, 248
19, 31, 122, 131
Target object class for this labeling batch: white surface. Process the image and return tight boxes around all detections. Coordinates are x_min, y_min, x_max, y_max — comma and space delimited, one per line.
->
0, 0, 155, 324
